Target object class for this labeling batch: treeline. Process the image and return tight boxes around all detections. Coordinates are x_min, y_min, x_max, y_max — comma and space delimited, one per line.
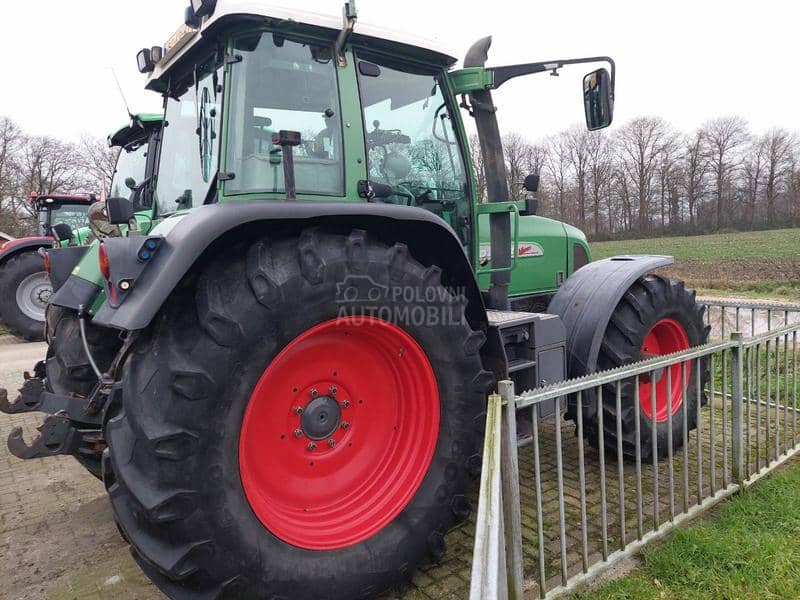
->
473, 116, 800, 240
0, 116, 116, 238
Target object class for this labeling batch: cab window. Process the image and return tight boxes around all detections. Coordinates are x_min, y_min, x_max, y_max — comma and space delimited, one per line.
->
225, 32, 344, 196
355, 52, 471, 241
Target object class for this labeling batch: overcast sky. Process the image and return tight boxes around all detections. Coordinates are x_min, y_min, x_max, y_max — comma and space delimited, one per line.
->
1, 0, 797, 142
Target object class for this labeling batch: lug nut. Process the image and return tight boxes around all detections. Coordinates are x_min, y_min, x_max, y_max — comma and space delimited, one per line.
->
307, 442, 317, 451
294, 406, 304, 415
310, 388, 319, 398
293, 428, 303, 438
327, 439, 336, 448
341, 421, 350, 430
341, 400, 351, 409
329, 385, 338, 395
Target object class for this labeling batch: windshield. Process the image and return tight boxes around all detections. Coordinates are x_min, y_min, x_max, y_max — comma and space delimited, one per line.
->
356, 53, 471, 241
225, 32, 344, 196
45, 204, 91, 233
109, 140, 150, 207
155, 56, 222, 216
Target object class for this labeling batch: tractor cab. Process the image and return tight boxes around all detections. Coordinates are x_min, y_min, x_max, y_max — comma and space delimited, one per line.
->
30, 193, 94, 245
136, 1, 612, 308
107, 113, 163, 214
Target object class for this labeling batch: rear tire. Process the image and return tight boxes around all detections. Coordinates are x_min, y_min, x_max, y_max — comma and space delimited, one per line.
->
0, 251, 49, 341
576, 275, 709, 460
105, 229, 491, 599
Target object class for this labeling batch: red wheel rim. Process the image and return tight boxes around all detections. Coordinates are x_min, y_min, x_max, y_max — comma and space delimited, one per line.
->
239, 316, 440, 550
638, 318, 691, 423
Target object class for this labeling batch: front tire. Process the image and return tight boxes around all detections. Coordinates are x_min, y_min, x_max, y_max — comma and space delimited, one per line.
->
576, 275, 709, 460
0, 251, 50, 341
105, 229, 491, 599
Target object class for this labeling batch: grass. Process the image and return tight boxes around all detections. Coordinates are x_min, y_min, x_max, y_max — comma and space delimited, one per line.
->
696, 281, 800, 302
574, 459, 800, 599
590, 228, 800, 302
591, 229, 800, 262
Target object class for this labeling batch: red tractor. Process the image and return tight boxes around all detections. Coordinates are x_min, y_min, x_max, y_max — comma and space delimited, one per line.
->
0, 193, 94, 340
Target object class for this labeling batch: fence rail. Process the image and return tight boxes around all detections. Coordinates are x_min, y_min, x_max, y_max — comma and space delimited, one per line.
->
471, 299, 800, 599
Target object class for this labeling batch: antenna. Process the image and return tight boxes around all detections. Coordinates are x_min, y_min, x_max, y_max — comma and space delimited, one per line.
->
111, 67, 134, 119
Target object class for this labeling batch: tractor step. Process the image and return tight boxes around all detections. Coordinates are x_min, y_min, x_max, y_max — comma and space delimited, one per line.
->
485, 309, 567, 439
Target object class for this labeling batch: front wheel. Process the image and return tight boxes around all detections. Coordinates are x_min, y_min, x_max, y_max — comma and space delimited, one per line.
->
0, 251, 50, 341
577, 275, 710, 460
105, 229, 491, 599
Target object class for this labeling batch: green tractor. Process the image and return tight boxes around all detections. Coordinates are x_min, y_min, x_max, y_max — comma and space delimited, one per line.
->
0, 113, 162, 477
2, 3, 708, 598
0, 193, 94, 340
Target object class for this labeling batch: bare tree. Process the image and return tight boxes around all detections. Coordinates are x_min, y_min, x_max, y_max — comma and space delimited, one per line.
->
761, 128, 794, 225
565, 125, 591, 229
468, 134, 487, 203
701, 116, 749, 229
742, 136, 766, 227
80, 134, 119, 193
545, 133, 570, 221
586, 131, 612, 235
681, 130, 708, 227
616, 116, 674, 233
502, 132, 531, 196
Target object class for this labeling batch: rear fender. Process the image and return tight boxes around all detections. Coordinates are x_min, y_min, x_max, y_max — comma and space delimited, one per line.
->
0, 238, 52, 265
547, 255, 675, 377
91, 202, 488, 333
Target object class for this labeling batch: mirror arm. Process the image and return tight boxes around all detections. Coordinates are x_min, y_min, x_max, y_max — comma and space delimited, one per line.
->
490, 56, 615, 90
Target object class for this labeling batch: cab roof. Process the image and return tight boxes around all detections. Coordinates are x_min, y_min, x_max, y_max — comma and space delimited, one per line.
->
108, 113, 163, 148
147, 1, 457, 90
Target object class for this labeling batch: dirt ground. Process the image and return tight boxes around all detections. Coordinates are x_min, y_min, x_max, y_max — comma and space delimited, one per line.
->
0, 337, 164, 600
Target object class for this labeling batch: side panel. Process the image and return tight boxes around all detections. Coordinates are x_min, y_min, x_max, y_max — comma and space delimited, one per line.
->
547, 255, 675, 378
477, 213, 568, 295
92, 202, 488, 332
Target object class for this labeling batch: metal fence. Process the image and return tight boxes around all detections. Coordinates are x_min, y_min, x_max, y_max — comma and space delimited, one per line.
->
470, 299, 800, 599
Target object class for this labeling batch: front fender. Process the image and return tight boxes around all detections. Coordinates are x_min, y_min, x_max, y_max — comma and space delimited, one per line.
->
548, 255, 675, 377
92, 202, 487, 332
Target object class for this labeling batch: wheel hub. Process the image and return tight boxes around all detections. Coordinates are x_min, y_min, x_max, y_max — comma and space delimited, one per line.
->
301, 395, 341, 440
16, 271, 51, 321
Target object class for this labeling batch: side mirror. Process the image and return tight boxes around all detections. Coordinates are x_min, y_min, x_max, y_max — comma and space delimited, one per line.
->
583, 68, 614, 130
106, 197, 135, 225
52, 223, 74, 244
125, 177, 137, 190
523, 174, 540, 193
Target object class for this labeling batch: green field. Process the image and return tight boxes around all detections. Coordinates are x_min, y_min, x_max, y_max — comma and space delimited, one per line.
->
591, 229, 800, 301
576, 458, 800, 600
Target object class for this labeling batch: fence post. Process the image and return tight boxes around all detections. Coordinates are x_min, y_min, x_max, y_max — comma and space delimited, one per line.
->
470, 393, 506, 600
499, 380, 524, 600
731, 332, 744, 483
